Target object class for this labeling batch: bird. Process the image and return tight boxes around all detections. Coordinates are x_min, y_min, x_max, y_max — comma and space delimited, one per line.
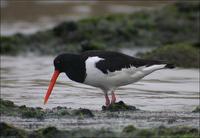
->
44, 51, 174, 107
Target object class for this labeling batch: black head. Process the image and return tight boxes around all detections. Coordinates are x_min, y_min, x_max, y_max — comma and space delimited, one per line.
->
44, 53, 81, 104
54, 53, 80, 73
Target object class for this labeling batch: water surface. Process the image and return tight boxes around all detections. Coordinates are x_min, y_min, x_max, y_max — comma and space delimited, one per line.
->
1, 55, 199, 112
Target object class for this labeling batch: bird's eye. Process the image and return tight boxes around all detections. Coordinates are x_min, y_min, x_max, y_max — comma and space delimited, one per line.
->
56, 60, 60, 64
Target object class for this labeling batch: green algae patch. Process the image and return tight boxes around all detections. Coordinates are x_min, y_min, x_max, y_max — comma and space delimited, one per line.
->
192, 105, 200, 113
0, 34, 26, 55
32, 127, 118, 138
138, 43, 200, 68
0, 122, 199, 138
30, 126, 68, 138
151, 126, 199, 138
121, 125, 199, 138
73, 108, 94, 118
0, 98, 94, 119
0, 122, 27, 138
102, 101, 137, 112
80, 40, 106, 52
1, 1, 199, 55
0, 98, 19, 116
21, 107, 45, 119
122, 125, 137, 133
54, 107, 70, 116
20, 127, 200, 138
1, 99, 15, 107
0, 99, 45, 119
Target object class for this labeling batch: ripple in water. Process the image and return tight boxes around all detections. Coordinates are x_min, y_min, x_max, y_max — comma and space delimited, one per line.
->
1, 56, 199, 111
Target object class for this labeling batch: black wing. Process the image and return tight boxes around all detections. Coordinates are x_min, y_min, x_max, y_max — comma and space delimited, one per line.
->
82, 51, 163, 74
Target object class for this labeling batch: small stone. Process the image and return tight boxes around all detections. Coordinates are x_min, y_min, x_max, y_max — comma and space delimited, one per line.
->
123, 125, 136, 133
73, 108, 94, 117
19, 105, 26, 109
192, 106, 200, 113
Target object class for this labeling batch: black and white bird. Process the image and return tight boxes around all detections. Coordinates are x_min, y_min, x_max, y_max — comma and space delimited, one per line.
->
44, 51, 174, 106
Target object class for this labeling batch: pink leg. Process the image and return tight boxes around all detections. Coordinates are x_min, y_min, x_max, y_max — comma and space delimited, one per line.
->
111, 91, 116, 104
105, 94, 110, 106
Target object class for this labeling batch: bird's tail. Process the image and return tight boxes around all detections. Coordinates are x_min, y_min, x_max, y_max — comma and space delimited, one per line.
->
164, 63, 175, 69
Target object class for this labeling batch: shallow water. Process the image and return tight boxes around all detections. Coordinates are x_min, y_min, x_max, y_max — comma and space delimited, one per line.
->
1, 55, 199, 112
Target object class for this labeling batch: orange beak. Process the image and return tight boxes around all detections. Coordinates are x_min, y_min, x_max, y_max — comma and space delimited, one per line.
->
44, 70, 60, 104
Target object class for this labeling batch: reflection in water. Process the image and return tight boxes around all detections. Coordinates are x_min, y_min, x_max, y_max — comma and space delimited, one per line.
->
1, 56, 199, 111
1, 1, 171, 35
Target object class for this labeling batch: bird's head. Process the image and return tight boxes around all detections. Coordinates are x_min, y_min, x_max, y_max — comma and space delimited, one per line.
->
53, 54, 71, 73
44, 53, 79, 104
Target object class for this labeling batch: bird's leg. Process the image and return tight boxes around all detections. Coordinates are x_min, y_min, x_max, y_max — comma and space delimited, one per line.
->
111, 91, 116, 104
104, 93, 110, 107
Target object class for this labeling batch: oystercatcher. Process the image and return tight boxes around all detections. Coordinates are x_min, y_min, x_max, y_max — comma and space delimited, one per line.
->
44, 51, 174, 106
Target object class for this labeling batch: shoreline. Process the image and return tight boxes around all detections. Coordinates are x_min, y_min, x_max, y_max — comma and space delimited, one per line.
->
1, 99, 199, 131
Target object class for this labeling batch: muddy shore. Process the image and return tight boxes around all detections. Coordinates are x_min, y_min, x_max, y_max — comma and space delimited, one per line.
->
1, 99, 199, 137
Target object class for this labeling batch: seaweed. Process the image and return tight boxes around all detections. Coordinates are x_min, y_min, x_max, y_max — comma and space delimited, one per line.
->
138, 43, 200, 68
0, 122, 27, 138
1, 1, 199, 56
102, 101, 138, 112
73, 108, 94, 118
0, 122, 199, 138
192, 105, 200, 113
0, 98, 94, 118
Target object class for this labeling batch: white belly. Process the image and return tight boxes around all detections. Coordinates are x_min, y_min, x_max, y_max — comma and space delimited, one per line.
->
83, 57, 143, 90
84, 67, 146, 90
83, 56, 166, 91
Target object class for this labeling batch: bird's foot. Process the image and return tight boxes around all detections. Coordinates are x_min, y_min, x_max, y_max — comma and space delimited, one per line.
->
111, 98, 116, 104
105, 96, 110, 107
111, 91, 116, 104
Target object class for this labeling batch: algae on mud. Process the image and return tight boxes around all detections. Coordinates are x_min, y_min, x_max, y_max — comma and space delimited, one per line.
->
138, 43, 200, 68
0, 98, 45, 119
0, 98, 94, 119
0, 122, 199, 138
192, 105, 200, 113
1, 98, 199, 137
1, 98, 199, 129
0, 122, 27, 138
1, 98, 140, 119
1, 1, 199, 56
102, 101, 138, 112
0, 98, 139, 119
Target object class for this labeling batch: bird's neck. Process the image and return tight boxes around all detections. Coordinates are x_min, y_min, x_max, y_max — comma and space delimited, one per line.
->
65, 56, 86, 83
